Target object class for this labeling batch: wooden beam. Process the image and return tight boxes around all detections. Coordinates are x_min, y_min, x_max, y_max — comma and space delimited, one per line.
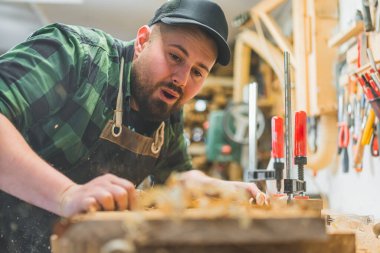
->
292, 0, 309, 112
236, 30, 284, 84
233, 34, 251, 103
256, 11, 294, 60
308, 2, 338, 115
253, 0, 286, 13
328, 21, 364, 48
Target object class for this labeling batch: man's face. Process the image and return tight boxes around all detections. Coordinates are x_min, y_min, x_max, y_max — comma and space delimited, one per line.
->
131, 23, 217, 122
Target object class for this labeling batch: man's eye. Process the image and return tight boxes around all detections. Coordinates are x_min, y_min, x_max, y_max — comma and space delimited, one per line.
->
169, 53, 181, 63
193, 69, 202, 77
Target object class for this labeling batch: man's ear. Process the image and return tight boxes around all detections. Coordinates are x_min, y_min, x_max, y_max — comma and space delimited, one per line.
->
134, 25, 152, 56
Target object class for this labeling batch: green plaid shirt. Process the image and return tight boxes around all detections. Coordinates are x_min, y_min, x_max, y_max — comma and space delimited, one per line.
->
0, 23, 192, 183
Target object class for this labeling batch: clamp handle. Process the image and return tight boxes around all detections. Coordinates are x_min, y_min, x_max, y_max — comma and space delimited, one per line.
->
271, 116, 284, 159
294, 111, 307, 157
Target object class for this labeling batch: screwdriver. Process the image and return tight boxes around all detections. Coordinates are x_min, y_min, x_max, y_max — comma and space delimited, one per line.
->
354, 106, 375, 172
271, 116, 284, 193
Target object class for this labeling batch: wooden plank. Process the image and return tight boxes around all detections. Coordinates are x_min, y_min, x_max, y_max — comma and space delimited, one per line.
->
328, 21, 364, 48
51, 210, 355, 253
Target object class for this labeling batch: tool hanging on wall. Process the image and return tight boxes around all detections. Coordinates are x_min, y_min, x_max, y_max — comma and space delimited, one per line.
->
337, 88, 350, 173
331, 1, 380, 175
355, 69, 380, 121
370, 120, 379, 157
362, 0, 374, 32
376, 120, 380, 156
353, 105, 376, 172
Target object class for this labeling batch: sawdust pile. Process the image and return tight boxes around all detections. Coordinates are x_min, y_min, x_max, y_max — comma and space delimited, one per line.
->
134, 173, 319, 220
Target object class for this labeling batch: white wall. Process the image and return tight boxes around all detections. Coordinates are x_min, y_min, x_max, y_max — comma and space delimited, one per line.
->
307, 147, 380, 218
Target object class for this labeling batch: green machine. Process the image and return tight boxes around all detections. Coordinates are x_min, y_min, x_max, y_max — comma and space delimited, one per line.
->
205, 110, 241, 162
205, 103, 265, 163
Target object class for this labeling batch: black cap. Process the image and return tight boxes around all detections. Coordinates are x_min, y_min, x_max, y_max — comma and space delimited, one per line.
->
148, 0, 230, 66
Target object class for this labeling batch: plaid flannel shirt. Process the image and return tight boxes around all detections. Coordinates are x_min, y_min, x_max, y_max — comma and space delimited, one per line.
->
0, 23, 192, 183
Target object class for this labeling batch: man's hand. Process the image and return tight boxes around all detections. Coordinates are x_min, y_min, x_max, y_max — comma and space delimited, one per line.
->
59, 174, 136, 217
178, 170, 268, 206
229, 181, 269, 206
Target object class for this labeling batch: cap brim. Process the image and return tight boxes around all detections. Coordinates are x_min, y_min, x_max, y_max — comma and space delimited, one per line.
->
160, 17, 230, 66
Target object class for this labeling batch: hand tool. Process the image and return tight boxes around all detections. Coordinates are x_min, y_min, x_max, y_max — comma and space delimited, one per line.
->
338, 122, 350, 173
377, 120, 380, 156
376, 0, 380, 31
358, 33, 368, 67
361, 108, 375, 145
354, 132, 365, 173
271, 116, 284, 193
294, 111, 307, 185
367, 47, 380, 90
337, 87, 345, 153
353, 106, 375, 172
353, 97, 363, 144
283, 52, 306, 199
337, 87, 350, 173
370, 127, 379, 156
362, 0, 374, 32
366, 48, 377, 71
366, 48, 380, 90
347, 100, 355, 137
370, 72, 380, 90
284, 51, 292, 182
355, 73, 377, 99
376, 0, 380, 32
364, 73, 380, 96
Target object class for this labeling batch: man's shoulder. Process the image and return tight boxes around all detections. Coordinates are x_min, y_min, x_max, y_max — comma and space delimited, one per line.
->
29, 23, 124, 53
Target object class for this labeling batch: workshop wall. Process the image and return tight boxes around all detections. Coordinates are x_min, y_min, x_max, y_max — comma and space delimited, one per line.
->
306, 0, 380, 220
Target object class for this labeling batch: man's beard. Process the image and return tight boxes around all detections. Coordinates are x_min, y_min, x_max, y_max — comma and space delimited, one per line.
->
130, 66, 183, 122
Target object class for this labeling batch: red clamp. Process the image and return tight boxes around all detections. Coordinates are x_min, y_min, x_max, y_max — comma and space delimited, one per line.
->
294, 111, 307, 157
271, 116, 284, 159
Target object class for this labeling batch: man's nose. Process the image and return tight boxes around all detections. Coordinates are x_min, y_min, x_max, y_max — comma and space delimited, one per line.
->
172, 66, 190, 88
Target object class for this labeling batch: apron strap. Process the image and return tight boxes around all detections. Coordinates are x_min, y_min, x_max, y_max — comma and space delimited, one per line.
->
151, 121, 165, 154
112, 57, 125, 137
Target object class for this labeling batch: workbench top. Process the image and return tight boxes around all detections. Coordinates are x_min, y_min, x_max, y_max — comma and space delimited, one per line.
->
51, 209, 355, 253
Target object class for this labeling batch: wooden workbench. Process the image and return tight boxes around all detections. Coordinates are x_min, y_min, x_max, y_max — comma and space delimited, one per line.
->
51, 208, 355, 253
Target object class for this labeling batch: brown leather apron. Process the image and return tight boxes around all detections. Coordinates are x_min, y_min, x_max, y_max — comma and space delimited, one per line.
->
0, 57, 166, 253
65, 57, 166, 186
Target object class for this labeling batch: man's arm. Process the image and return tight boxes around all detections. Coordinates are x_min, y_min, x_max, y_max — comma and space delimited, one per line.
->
0, 113, 136, 217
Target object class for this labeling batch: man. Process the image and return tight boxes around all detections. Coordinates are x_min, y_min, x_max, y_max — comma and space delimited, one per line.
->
0, 0, 266, 252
